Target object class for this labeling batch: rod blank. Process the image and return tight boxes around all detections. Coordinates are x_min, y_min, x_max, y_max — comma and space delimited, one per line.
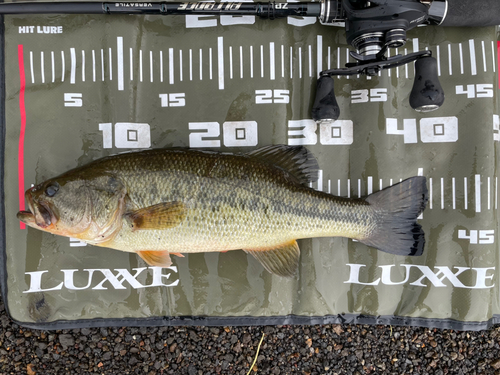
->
0, 1, 322, 17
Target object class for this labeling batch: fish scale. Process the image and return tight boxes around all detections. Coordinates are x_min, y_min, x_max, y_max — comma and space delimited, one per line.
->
106, 150, 375, 253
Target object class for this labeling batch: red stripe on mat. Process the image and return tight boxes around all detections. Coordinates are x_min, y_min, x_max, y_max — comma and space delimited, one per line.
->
18, 45, 26, 230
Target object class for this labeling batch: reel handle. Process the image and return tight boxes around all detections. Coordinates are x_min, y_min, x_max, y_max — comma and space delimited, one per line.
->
409, 56, 445, 112
311, 75, 340, 123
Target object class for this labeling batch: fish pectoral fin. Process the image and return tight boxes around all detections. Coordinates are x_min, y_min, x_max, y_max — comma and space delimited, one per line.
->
244, 240, 300, 278
171, 252, 185, 258
137, 250, 173, 268
125, 201, 187, 231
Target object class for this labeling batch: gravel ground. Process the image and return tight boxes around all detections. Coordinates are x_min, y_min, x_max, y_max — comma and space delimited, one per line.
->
1, 296, 500, 375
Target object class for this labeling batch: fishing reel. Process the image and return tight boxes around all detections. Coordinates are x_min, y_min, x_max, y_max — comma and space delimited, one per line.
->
312, 0, 446, 123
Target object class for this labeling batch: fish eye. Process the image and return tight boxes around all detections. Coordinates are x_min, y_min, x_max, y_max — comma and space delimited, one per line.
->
45, 183, 59, 197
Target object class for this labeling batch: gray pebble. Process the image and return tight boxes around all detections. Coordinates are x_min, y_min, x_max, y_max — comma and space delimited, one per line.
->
58, 334, 75, 348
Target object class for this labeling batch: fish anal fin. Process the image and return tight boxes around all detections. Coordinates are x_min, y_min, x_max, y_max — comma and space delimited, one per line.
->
126, 201, 186, 231
244, 240, 300, 278
247, 145, 319, 185
137, 250, 173, 268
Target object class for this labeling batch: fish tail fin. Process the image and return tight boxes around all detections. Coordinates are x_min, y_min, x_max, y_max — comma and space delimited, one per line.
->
360, 176, 428, 256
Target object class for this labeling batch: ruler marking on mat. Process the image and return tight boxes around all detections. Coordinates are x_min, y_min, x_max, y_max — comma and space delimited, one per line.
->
81, 50, 85, 82
117, 36, 124, 90
309, 44, 313, 78
492, 40, 496, 73
281, 44, 285, 78
150, 50, 154, 83
327, 46, 331, 70
469, 39, 477, 76
464, 177, 468, 210
169, 48, 174, 85
488, 177, 491, 210
51, 51, 55, 83
481, 40, 487, 72
229, 46, 233, 80
160, 50, 164, 82
209, 47, 213, 80
405, 48, 409, 78
459, 43, 464, 75
346, 48, 351, 79
189, 48, 193, 81
217, 36, 224, 89
129, 48, 133, 81
475, 174, 481, 213
240, 46, 243, 79
260, 44, 264, 78
317, 35, 322, 78
270, 42, 275, 80
310, 173, 490, 213
70, 47, 76, 84
92, 50, 96, 82
139, 50, 143, 82
452, 177, 456, 210
429, 178, 433, 209
200, 48, 203, 81
40, 51, 45, 83
250, 45, 254, 78
29, 51, 34, 84
436, 45, 441, 76
100, 48, 104, 82
448, 44, 452, 76
440, 178, 444, 209
179, 49, 183, 82
109, 47, 113, 81
299, 47, 302, 79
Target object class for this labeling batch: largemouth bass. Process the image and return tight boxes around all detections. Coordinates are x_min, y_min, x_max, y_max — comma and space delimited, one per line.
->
17, 145, 428, 277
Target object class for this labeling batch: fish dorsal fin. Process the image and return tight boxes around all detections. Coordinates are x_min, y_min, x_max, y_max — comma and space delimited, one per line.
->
248, 145, 319, 185
137, 250, 172, 268
244, 240, 300, 277
125, 201, 187, 231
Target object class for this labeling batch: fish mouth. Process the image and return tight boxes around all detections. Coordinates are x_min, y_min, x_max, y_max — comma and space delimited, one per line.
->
17, 191, 56, 229
16, 210, 36, 226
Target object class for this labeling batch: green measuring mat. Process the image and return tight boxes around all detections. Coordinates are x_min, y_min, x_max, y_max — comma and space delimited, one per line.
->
0, 7, 499, 329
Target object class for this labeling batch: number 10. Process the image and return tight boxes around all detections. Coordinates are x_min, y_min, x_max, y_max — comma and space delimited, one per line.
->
99, 123, 151, 149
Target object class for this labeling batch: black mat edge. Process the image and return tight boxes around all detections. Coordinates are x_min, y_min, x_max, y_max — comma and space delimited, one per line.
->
0, 9, 12, 328
6, 313, 500, 332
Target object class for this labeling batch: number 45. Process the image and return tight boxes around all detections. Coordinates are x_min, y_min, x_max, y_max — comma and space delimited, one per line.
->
455, 84, 493, 98
458, 229, 495, 244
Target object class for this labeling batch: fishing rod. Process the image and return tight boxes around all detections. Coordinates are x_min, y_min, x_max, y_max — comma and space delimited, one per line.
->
1, 0, 499, 123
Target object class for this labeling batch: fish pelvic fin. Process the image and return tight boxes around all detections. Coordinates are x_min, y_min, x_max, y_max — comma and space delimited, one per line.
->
247, 145, 319, 185
137, 250, 173, 268
244, 240, 300, 277
362, 176, 428, 256
125, 201, 187, 231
